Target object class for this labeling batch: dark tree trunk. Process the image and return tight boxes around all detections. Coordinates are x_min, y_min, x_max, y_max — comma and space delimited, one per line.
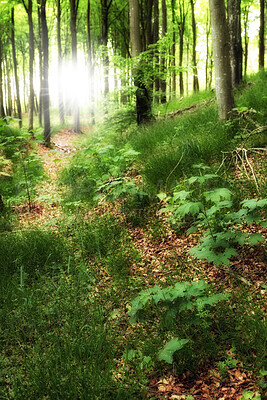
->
190, 0, 199, 92
11, 7, 22, 127
160, 0, 167, 103
171, 0, 176, 97
57, 0, 65, 125
153, 0, 160, 99
259, 0, 265, 69
242, 5, 250, 77
41, 0, 51, 144
87, 0, 95, 124
227, 0, 242, 86
69, 0, 80, 132
178, 2, 186, 96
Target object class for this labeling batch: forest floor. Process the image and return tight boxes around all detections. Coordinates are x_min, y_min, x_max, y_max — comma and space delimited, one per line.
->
13, 128, 266, 400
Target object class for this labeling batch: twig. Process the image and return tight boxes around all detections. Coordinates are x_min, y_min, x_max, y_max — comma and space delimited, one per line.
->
165, 152, 184, 192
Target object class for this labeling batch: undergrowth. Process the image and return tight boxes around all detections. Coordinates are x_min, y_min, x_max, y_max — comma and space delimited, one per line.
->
0, 72, 266, 399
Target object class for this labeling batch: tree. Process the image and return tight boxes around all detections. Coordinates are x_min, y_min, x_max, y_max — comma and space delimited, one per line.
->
40, 0, 50, 144
228, 0, 242, 86
190, 0, 199, 92
101, 0, 113, 96
209, 0, 234, 120
0, 35, 5, 118
178, 0, 187, 96
259, 0, 265, 69
159, 0, 167, 102
69, 0, 80, 132
129, 0, 152, 124
21, 0, 34, 133
57, 0, 65, 125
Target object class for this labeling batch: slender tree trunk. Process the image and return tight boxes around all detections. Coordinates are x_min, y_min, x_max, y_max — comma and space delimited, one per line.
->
0, 38, 5, 118
101, 0, 112, 97
37, 2, 43, 126
178, 2, 186, 96
190, 0, 199, 92
259, 0, 265, 69
171, 0, 176, 97
11, 7, 22, 127
243, 6, 250, 77
5, 57, 12, 117
22, 0, 34, 133
160, 0, 167, 103
209, 0, 234, 120
69, 0, 80, 132
228, 0, 242, 86
41, 0, 51, 144
87, 0, 95, 124
153, 0, 160, 100
57, 0, 65, 125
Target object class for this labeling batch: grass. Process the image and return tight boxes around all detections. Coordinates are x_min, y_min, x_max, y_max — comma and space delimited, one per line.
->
0, 72, 266, 399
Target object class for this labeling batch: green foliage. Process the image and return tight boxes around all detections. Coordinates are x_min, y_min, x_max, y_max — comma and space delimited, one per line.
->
159, 165, 266, 266
128, 280, 229, 367
0, 229, 67, 278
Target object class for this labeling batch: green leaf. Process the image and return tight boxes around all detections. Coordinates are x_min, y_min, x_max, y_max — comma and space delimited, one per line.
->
158, 338, 189, 364
177, 201, 203, 217
157, 192, 167, 201
204, 188, 232, 203
247, 233, 265, 245
186, 226, 198, 235
173, 190, 191, 201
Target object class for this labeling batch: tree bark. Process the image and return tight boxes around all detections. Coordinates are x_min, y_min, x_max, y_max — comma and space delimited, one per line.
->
209, 0, 234, 120
129, 0, 142, 58
87, 0, 95, 124
227, 0, 242, 86
0, 33, 5, 118
57, 0, 65, 125
178, 1, 186, 96
101, 0, 112, 96
11, 7, 22, 127
41, 0, 51, 144
190, 0, 199, 92
37, 2, 43, 126
69, 0, 80, 132
259, 0, 265, 69
160, 0, 167, 103
171, 0, 176, 97
21, 0, 34, 133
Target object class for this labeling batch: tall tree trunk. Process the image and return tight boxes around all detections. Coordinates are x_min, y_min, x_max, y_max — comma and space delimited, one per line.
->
190, 0, 199, 92
22, 0, 34, 133
228, 0, 242, 86
11, 7, 22, 128
57, 0, 65, 125
41, 0, 51, 144
129, 0, 152, 124
259, 0, 265, 69
37, 2, 43, 126
87, 0, 95, 124
153, 0, 160, 99
69, 0, 80, 132
209, 0, 234, 120
205, 10, 211, 90
101, 0, 112, 97
0, 37, 5, 118
5, 57, 12, 117
171, 0, 176, 97
178, 2, 186, 96
129, 0, 142, 57
160, 0, 167, 103
242, 5, 250, 77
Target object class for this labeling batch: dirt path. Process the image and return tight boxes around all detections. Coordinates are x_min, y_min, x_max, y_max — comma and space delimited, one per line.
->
17, 129, 79, 228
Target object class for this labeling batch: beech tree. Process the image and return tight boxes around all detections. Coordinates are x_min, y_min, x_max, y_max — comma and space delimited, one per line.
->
209, 0, 234, 120
11, 7, 22, 127
21, 0, 34, 133
228, 0, 242, 86
40, 0, 50, 144
259, 0, 265, 69
69, 0, 80, 132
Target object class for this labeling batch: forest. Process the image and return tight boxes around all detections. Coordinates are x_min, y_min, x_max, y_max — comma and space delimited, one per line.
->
0, 0, 266, 399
